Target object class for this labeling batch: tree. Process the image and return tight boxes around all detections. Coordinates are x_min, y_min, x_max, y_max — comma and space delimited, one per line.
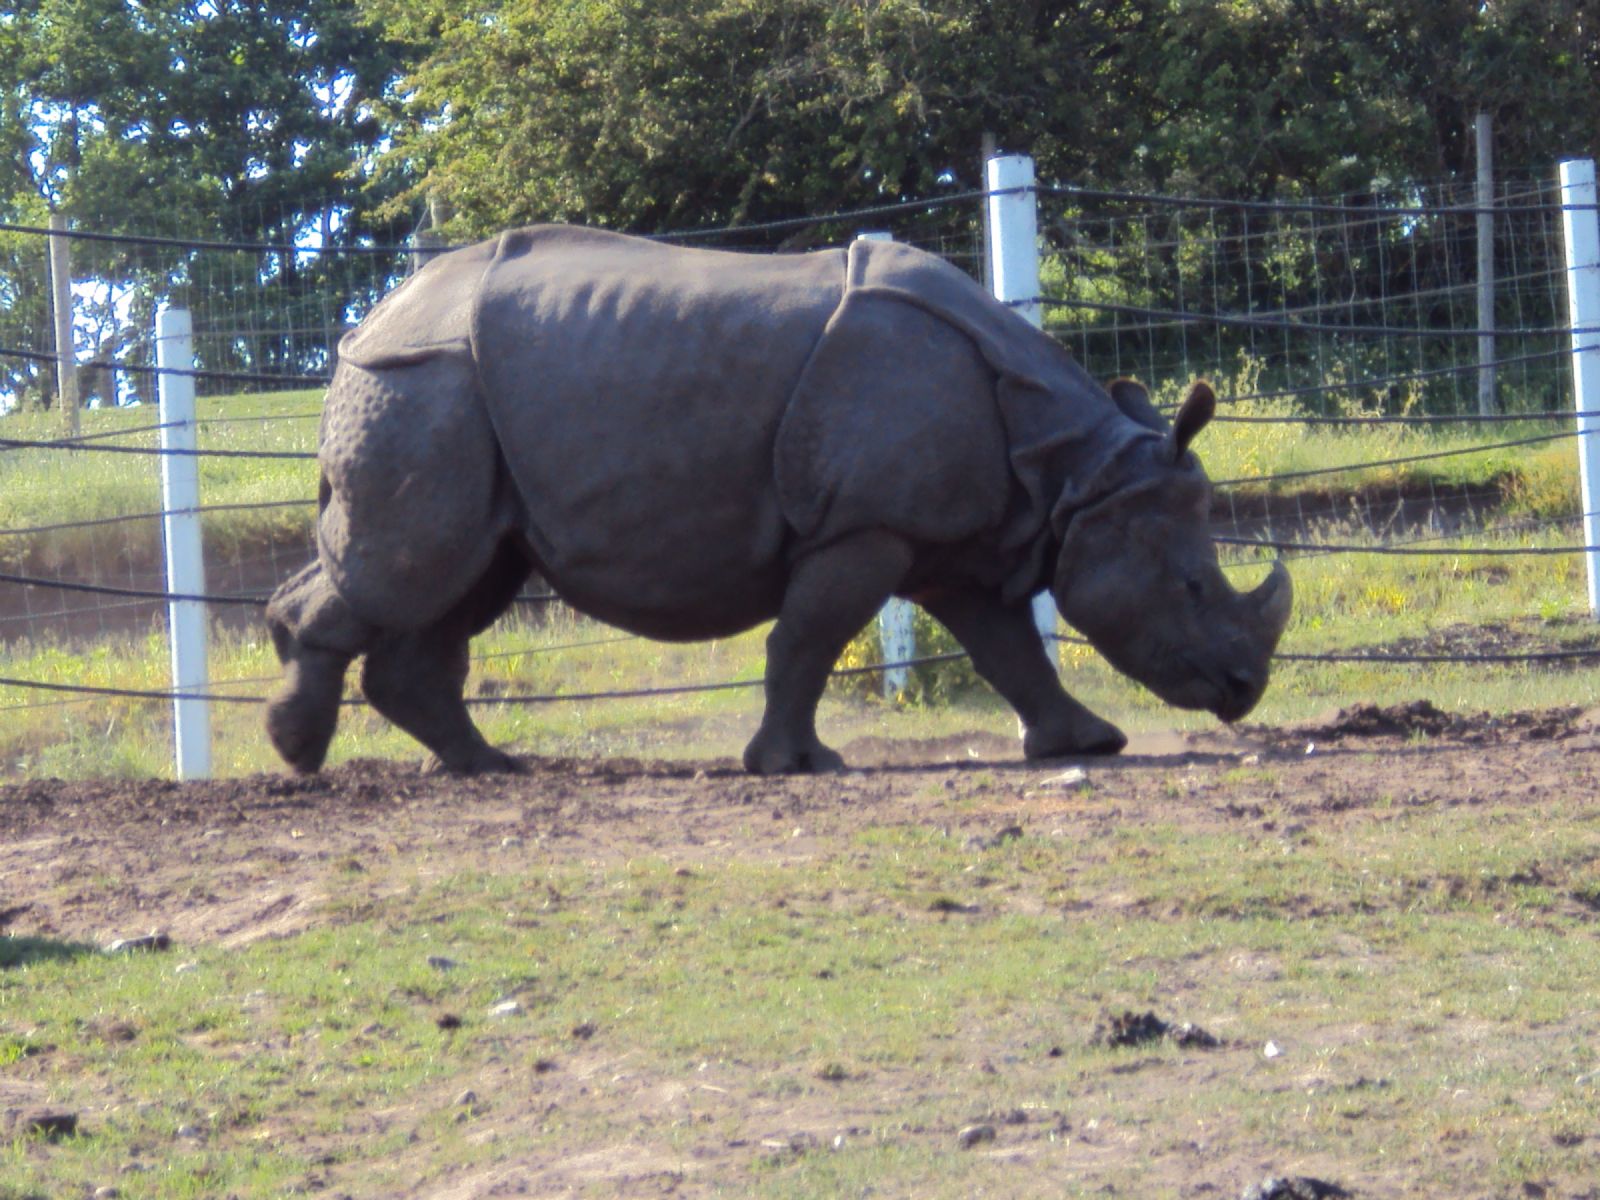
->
358, 0, 1162, 239
0, 1, 411, 405
363, 0, 1600, 241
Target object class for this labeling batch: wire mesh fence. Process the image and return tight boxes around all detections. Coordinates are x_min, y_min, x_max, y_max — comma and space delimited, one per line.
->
1040, 176, 1574, 419
2, 168, 1598, 777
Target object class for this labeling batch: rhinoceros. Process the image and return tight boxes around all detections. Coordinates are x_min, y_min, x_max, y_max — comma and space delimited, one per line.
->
264, 225, 1290, 775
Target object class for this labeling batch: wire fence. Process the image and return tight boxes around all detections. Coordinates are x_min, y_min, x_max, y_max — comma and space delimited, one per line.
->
1040, 175, 1575, 418
2, 168, 1598, 767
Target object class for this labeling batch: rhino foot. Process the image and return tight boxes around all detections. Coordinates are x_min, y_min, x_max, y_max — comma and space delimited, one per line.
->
265, 643, 354, 776
266, 690, 339, 775
742, 730, 846, 775
420, 745, 525, 776
1022, 711, 1127, 759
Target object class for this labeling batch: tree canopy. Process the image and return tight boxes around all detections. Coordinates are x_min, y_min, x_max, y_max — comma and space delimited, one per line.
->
359, 0, 1600, 238
4, 0, 1600, 406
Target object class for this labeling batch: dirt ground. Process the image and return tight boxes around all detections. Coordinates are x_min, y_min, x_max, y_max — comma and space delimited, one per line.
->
3, 701, 1599, 1198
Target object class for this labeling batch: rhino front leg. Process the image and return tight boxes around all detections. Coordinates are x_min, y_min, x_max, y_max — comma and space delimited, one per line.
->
265, 560, 369, 774
918, 586, 1127, 758
744, 530, 914, 774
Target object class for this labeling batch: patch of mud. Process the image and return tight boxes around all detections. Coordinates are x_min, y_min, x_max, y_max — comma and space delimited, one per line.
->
1279, 699, 1584, 745
1091, 1010, 1222, 1050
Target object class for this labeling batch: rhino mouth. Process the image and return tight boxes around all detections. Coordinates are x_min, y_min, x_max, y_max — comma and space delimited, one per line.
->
1168, 653, 1267, 722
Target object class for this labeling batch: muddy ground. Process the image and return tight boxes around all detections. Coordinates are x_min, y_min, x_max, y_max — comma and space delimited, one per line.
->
3, 702, 1599, 1198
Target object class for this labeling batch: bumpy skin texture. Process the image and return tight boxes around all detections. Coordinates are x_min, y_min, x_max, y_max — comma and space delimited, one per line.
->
265, 227, 1290, 776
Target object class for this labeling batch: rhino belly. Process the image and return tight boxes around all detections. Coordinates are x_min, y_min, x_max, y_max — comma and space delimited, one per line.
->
515, 460, 792, 641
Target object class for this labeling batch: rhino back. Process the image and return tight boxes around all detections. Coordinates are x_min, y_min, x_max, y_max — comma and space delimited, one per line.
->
470, 227, 846, 635
338, 238, 500, 369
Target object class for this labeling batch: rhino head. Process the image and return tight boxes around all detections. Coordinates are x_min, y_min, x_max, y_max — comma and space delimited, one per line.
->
1051, 380, 1291, 723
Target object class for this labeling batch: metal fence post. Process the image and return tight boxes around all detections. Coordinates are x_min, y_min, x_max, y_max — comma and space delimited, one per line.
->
1560, 159, 1600, 620
156, 306, 212, 778
48, 214, 80, 436
1475, 113, 1497, 416
855, 230, 917, 697
985, 153, 1057, 640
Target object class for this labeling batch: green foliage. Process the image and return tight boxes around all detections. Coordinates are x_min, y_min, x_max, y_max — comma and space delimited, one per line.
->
832, 604, 983, 704
360, 0, 1600, 240
1, 2, 413, 405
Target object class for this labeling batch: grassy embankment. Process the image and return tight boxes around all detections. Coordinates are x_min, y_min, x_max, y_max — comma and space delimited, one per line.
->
0, 380, 1593, 781
4, 767, 1599, 1197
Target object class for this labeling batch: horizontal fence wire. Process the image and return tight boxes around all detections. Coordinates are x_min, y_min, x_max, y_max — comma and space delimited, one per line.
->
6, 636, 1595, 712
1211, 429, 1580, 488
0, 569, 564, 609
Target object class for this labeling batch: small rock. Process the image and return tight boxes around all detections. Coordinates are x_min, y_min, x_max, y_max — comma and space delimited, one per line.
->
93, 1188, 121, 1199
489, 1000, 522, 1017
1241, 1176, 1352, 1200
102, 933, 170, 955
435, 1013, 463, 1030
759, 1131, 817, 1156
499, 836, 524, 849
456, 1090, 478, 1107
957, 1123, 996, 1149
1263, 1040, 1283, 1058
570, 1021, 597, 1040
426, 955, 459, 971
22, 1111, 77, 1141
175, 1123, 203, 1139
1038, 767, 1088, 788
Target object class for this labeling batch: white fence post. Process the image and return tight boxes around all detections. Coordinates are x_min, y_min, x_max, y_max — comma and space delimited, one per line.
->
1559, 159, 1600, 620
48, 214, 80, 436
985, 154, 1057, 641
856, 230, 917, 697
156, 306, 212, 779
1475, 113, 1497, 417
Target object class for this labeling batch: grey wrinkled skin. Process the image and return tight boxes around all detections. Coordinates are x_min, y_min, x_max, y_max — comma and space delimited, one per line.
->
264, 226, 1292, 776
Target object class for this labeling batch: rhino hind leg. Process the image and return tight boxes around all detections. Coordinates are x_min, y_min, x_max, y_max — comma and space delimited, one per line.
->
918, 586, 1127, 758
264, 560, 369, 774
744, 529, 914, 774
359, 538, 533, 775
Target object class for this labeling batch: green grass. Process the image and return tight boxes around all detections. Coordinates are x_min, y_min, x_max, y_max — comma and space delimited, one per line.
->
4, 792, 1599, 1196
0, 390, 321, 567
1, 387, 1596, 780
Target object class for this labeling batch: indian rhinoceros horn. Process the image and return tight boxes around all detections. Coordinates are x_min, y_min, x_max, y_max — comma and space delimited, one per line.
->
1251, 558, 1294, 643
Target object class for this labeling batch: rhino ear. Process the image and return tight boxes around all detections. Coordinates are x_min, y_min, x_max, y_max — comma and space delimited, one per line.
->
1168, 381, 1216, 462
1107, 378, 1169, 434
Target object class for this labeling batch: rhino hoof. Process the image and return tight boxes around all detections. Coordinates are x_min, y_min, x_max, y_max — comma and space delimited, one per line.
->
421, 746, 525, 776
742, 733, 846, 775
265, 695, 334, 776
1023, 718, 1127, 760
